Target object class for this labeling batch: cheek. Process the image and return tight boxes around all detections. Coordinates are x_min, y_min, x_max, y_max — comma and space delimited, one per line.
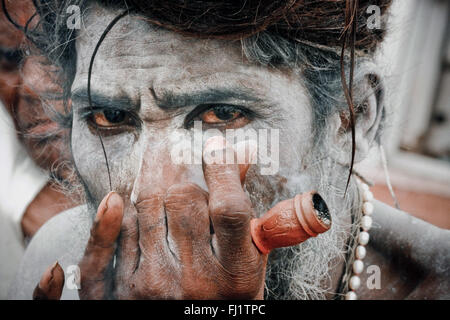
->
245, 147, 313, 217
244, 113, 316, 215
71, 117, 138, 202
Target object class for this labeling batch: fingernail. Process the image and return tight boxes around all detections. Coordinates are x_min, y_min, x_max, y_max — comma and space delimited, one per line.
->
48, 261, 60, 284
51, 261, 59, 273
106, 191, 119, 208
40, 261, 58, 289
203, 136, 233, 165
95, 191, 116, 222
203, 136, 227, 153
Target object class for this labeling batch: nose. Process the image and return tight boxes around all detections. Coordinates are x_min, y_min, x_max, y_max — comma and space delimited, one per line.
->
130, 136, 206, 202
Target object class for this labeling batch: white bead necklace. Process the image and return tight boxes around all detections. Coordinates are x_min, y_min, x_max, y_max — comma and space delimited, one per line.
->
344, 180, 374, 300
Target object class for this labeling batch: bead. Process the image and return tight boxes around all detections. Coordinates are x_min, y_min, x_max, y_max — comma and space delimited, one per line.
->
341, 183, 372, 299
356, 245, 366, 260
353, 259, 364, 274
349, 275, 361, 290
345, 291, 357, 300
358, 231, 370, 245
363, 202, 374, 215
361, 216, 373, 231
363, 190, 374, 202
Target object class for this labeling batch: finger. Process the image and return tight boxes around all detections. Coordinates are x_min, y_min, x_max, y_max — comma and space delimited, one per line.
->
234, 139, 257, 185
202, 136, 254, 260
33, 262, 65, 300
79, 191, 124, 300
164, 183, 210, 262
115, 198, 139, 283
135, 188, 168, 260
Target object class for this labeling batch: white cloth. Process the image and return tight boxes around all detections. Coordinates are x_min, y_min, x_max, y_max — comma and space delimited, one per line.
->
0, 102, 48, 299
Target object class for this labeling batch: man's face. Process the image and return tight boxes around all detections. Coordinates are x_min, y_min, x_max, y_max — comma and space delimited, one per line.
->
16, 56, 70, 174
0, 0, 36, 109
71, 5, 319, 214
71, 4, 354, 300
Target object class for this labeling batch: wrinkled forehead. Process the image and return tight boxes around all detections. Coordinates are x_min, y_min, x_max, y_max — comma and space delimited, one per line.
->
73, 4, 273, 94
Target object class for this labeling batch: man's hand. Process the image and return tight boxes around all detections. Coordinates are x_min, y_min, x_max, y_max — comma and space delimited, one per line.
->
32, 137, 331, 299
34, 138, 266, 299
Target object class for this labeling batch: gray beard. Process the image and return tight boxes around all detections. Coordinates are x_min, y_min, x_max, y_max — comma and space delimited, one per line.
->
263, 158, 358, 300
68, 141, 357, 300
264, 218, 347, 300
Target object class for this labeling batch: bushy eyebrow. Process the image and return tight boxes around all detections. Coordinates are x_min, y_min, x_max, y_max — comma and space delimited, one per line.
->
151, 87, 261, 110
71, 89, 138, 112
71, 86, 263, 112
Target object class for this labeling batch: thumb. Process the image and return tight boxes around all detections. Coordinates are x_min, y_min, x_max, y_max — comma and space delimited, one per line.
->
33, 261, 65, 300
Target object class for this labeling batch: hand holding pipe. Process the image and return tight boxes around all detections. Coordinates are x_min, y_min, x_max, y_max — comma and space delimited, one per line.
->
235, 142, 331, 254
209, 136, 332, 255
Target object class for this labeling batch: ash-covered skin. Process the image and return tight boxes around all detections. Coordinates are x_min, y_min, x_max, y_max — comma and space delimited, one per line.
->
71, 6, 312, 206
69, 5, 350, 299
9, 4, 450, 300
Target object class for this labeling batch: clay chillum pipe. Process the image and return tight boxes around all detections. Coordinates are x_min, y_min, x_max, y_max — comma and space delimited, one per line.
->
237, 153, 332, 254
250, 191, 332, 254
212, 137, 332, 255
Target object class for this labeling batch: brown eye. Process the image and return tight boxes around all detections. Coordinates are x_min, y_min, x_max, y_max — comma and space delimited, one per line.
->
184, 104, 254, 129
201, 105, 243, 124
92, 110, 128, 127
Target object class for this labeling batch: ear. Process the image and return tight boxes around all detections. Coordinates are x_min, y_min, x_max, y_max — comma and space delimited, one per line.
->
330, 73, 385, 165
